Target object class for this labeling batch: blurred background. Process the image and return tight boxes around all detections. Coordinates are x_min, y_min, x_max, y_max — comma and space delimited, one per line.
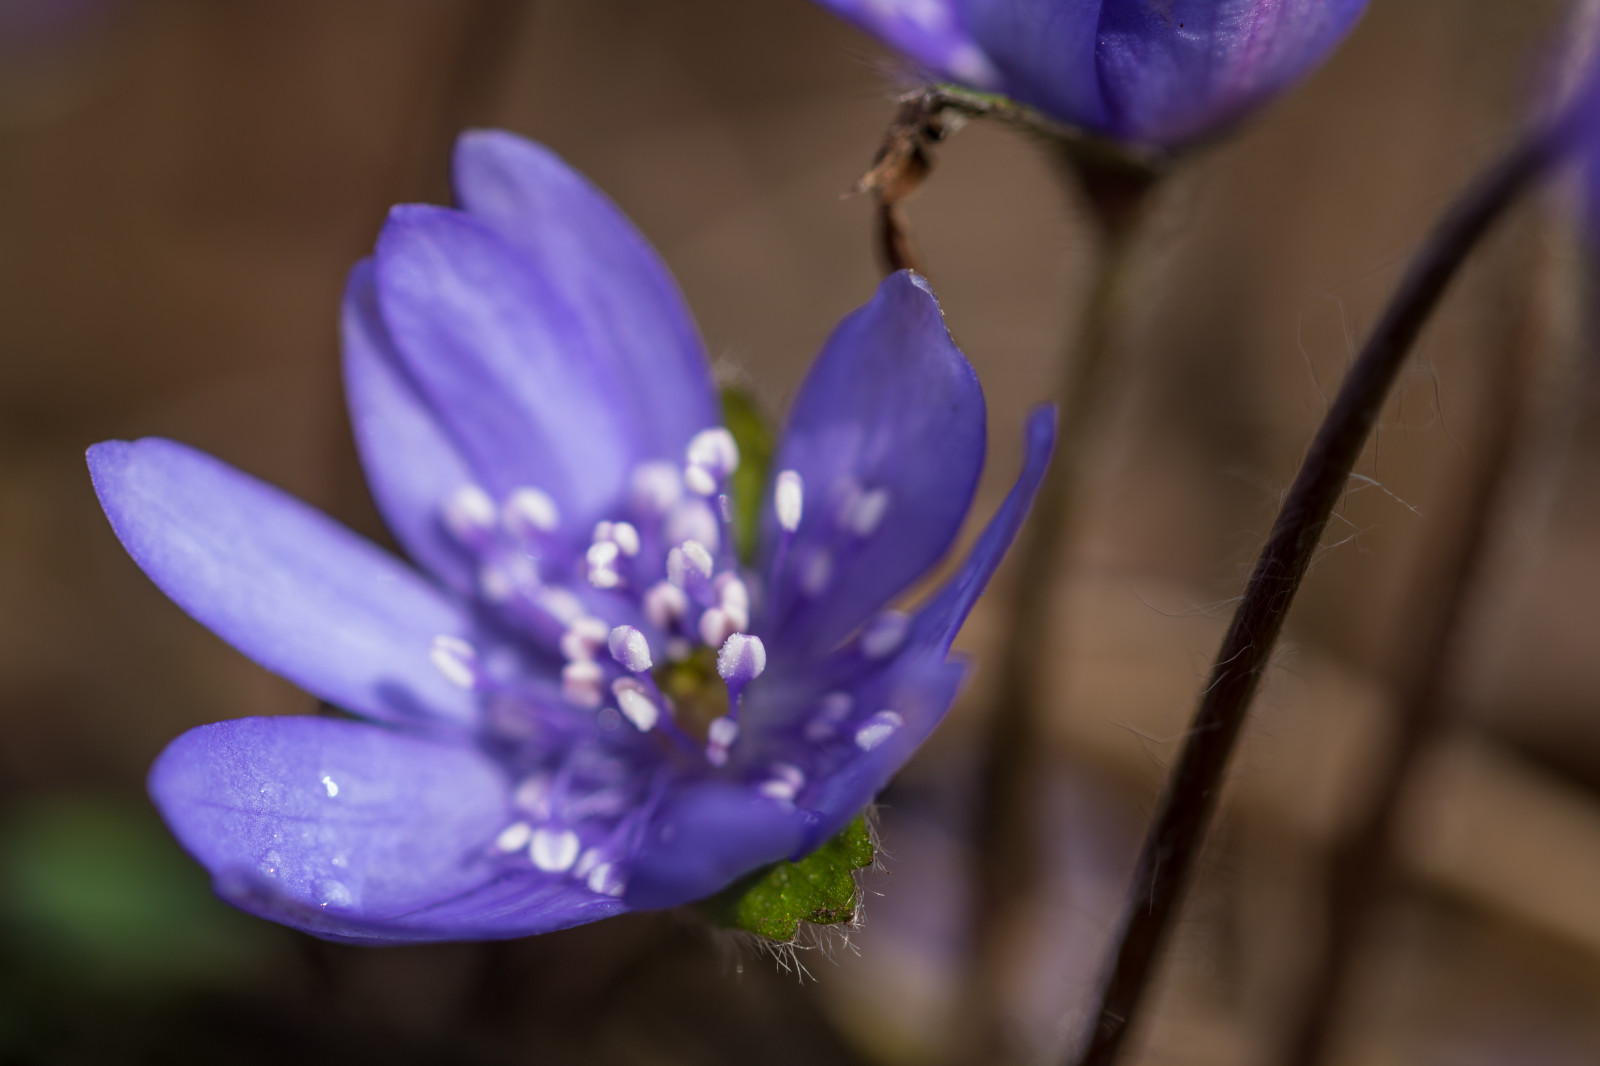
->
3, 0, 1600, 1062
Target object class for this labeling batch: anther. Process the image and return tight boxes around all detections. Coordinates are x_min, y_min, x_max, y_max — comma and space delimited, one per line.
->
717, 633, 767, 689
494, 821, 533, 853
442, 485, 497, 545
530, 827, 581, 872
535, 587, 585, 626
845, 487, 890, 537
561, 660, 605, 709
631, 460, 683, 514
685, 428, 740, 496
854, 710, 904, 752
642, 581, 689, 629
611, 678, 660, 732
798, 548, 833, 596
706, 716, 740, 766
664, 499, 720, 554
429, 635, 480, 689
586, 540, 622, 589
775, 469, 804, 532
502, 487, 560, 539
559, 616, 609, 662
758, 763, 806, 803
860, 610, 910, 660
698, 607, 736, 649
804, 690, 855, 742
667, 540, 714, 589
608, 625, 653, 673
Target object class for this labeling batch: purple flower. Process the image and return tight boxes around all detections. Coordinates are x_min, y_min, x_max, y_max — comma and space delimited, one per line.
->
88, 130, 1056, 944
813, 0, 1369, 146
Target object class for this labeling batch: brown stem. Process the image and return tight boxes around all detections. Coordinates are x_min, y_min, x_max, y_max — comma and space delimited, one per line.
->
1277, 189, 1560, 1066
1068, 120, 1567, 1066
963, 156, 1155, 1064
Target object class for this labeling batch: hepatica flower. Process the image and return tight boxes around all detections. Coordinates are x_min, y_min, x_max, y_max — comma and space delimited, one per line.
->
89, 131, 1056, 944
814, 0, 1369, 146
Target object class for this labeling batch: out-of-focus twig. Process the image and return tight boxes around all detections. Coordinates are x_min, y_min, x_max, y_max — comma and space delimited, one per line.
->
1067, 113, 1571, 1066
850, 85, 1163, 276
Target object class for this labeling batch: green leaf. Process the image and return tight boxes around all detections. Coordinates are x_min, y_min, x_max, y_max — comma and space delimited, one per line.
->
700, 815, 874, 942
720, 386, 774, 566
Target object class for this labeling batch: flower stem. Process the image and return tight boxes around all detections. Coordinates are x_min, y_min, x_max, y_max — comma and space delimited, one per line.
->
1067, 119, 1567, 1066
1276, 174, 1565, 1066
963, 154, 1155, 1062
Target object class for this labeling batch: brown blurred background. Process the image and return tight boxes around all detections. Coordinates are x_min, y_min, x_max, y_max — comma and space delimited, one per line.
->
4, 0, 1600, 1063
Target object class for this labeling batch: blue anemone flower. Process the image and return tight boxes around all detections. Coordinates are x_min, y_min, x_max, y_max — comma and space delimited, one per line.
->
813, 0, 1369, 146
88, 130, 1056, 944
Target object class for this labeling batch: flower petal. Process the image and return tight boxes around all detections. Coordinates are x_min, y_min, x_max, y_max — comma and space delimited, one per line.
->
451, 131, 719, 462
373, 204, 636, 529
151, 716, 621, 943
811, 0, 1004, 90
88, 438, 480, 728
622, 782, 810, 910
761, 271, 986, 664
1096, 0, 1368, 144
341, 258, 480, 595
949, 0, 1110, 131
754, 406, 1056, 849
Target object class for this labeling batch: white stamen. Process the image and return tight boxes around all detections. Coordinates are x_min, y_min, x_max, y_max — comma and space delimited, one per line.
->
642, 581, 689, 629
530, 827, 581, 872
846, 487, 891, 537
586, 540, 620, 568
559, 616, 609, 662
664, 498, 720, 553
684, 465, 718, 497
854, 710, 904, 752
717, 633, 767, 685
860, 610, 910, 660
799, 548, 833, 596
561, 660, 605, 709
609, 522, 640, 557
586, 862, 625, 897
587, 539, 622, 588
573, 847, 602, 879
708, 716, 740, 748
608, 625, 653, 673
758, 765, 806, 803
805, 691, 855, 741
685, 428, 740, 489
681, 540, 714, 580
631, 460, 683, 514
612, 679, 660, 732
502, 487, 560, 538
478, 564, 516, 604
429, 635, 479, 689
714, 572, 749, 613
536, 586, 585, 626
775, 469, 803, 532
495, 822, 532, 853
698, 607, 736, 649
443, 485, 497, 544
514, 775, 552, 818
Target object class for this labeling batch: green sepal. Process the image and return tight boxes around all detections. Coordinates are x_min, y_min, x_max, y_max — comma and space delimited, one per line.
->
719, 386, 774, 567
699, 814, 874, 942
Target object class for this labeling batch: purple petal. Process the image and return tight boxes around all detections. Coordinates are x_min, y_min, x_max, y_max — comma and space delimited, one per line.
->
952, 0, 1109, 128
1096, 0, 1368, 144
88, 438, 480, 728
761, 271, 986, 664
373, 204, 637, 530
811, 0, 1004, 90
622, 782, 810, 910
760, 406, 1056, 849
151, 717, 508, 933
451, 131, 719, 462
796, 654, 968, 853
341, 258, 480, 595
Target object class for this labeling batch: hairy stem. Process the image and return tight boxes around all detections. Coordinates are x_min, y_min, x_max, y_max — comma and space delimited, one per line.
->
1068, 120, 1567, 1066
964, 158, 1154, 1063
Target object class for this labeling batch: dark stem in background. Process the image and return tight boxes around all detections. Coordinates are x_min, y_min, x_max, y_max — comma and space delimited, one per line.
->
1278, 194, 1561, 1066
963, 155, 1156, 1064
1068, 120, 1568, 1066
